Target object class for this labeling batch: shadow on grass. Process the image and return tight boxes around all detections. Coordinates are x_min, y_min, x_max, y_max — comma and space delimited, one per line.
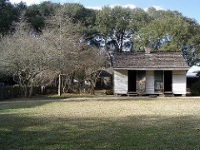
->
0, 96, 159, 111
0, 100, 53, 111
0, 113, 200, 150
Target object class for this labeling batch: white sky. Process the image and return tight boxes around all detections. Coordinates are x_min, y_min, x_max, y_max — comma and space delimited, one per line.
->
9, 0, 45, 5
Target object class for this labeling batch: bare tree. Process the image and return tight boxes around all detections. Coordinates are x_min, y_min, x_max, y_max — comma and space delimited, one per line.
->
0, 3, 108, 97
0, 33, 54, 97
43, 4, 87, 95
84, 47, 107, 94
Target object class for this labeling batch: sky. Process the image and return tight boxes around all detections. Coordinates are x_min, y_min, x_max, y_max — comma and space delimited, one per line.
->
10, 0, 200, 24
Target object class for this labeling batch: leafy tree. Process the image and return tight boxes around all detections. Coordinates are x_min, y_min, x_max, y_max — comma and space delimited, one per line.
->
25, 5, 45, 32
62, 3, 97, 36
129, 8, 152, 32
95, 6, 132, 52
63, 3, 85, 22
0, 0, 19, 36
190, 81, 200, 96
131, 8, 200, 65
25, 1, 55, 33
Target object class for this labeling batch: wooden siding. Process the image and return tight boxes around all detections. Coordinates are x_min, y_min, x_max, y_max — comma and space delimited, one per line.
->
114, 70, 128, 94
113, 70, 187, 95
146, 71, 155, 94
172, 70, 187, 94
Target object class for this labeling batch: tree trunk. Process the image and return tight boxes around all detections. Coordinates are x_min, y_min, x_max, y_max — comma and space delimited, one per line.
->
24, 84, 28, 97
90, 79, 96, 95
119, 32, 124, 53
90, 82, 95, 95
28, 79, 34, 98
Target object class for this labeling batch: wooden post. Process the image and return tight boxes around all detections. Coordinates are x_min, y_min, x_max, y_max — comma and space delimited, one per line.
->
58, 74, 61, 96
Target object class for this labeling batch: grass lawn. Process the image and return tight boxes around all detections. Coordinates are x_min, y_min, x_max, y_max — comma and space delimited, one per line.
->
0, 97, 200, 149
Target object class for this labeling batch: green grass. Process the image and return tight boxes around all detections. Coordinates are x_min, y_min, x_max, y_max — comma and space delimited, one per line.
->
0, 98, 200, 149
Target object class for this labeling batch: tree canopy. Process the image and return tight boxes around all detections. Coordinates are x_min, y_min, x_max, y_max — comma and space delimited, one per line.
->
1, 1, 199, 57
0, 0, 21, 36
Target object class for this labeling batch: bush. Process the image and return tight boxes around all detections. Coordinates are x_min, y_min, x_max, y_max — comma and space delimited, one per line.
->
190, 81, 200, 96
13, 84, 20, 88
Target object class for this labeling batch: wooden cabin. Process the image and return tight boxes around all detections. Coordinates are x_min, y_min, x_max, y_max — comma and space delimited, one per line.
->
113, 52, 189, 96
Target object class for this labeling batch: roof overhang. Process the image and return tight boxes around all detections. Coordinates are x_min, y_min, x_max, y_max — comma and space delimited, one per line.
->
114, 67, 189, 71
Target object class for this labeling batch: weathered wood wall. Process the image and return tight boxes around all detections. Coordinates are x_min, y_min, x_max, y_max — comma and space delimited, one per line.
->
113, 70, 187, 95
145, 71, 155, 94
114, 70, 128, 94
172, 70, 187, 94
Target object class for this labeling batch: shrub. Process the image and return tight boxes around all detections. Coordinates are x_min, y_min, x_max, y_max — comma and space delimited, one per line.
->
190, 81, 200, 96
13, 84, 20, 88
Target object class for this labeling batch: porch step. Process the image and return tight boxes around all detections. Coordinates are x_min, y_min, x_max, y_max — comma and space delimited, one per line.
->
164, 91, 174, 97
127, 91, 139, 96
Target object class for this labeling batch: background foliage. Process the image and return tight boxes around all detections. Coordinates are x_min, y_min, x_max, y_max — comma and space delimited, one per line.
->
0, 0, 199, 96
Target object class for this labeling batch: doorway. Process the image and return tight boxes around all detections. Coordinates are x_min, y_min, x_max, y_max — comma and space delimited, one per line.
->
164, 71, 172, 92
128, 70, 136, 92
